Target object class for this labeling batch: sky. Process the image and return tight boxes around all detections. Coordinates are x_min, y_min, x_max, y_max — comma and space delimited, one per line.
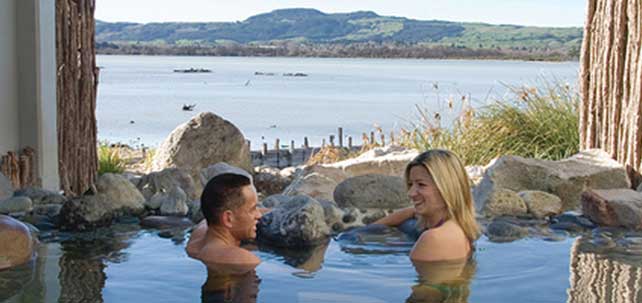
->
95, 0, 587, 27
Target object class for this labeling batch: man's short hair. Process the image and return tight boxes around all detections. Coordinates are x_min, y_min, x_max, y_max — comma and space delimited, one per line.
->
201, 173, 252, 226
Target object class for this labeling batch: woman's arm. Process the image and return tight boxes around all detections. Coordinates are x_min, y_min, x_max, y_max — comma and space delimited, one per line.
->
372, 207, 416, 227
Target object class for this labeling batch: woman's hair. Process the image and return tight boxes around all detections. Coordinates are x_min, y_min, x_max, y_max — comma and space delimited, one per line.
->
405, 149, 480, 242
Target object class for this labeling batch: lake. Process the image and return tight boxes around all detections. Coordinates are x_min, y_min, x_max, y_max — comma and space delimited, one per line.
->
96, 55, 579, 149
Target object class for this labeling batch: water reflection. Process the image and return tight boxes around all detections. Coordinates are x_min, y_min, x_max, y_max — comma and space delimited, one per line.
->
201, 266, 261, 303
258, 241, 330, 273
568, 234, 642, 303
406, 259, 476, 303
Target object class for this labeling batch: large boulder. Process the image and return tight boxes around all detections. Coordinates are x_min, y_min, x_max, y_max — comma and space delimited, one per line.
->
151, 112, 251, 184
0, 173, 12, 201
138, 168, 198, 201
333, 174, 409, 209
14, 187, 66, 205
282, 166, 348, 201
253, 166, 292, 196
581, 189, 642, 229
474, 149, 630, 212
59, 174, 145, 230
0, 215, 35, 270
257, 195, 331, 247
325, 146, 419, 177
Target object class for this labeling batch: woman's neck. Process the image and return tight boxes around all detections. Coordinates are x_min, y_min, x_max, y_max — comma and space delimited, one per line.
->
424, 211, 448, 229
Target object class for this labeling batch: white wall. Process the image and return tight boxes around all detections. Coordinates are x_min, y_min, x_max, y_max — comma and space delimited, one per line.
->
0, 0, 19, 156
0, 0, 59, 190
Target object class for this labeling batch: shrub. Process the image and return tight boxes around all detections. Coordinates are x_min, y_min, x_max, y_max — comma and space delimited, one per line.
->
401, 81, 579, 166
98, 143, 126, 174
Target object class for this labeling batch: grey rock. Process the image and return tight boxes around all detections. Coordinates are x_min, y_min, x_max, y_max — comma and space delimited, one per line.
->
485, 219, 529, 242
257, 195, 330, 247
152, 112, 252, 187
201, 162, 253, 186
318, 199, 345, 232
0, 173, 12, 201
551, 211, 596, 229
138, 168, 198, 201
140, 216, 194, 229
159, 186, 189, 216
581, 189, 642, 229
474, 149, 630, 212
282, 165, 349, 201
58, 173, 145, 230
325, 146, 419, 177
260, 194, 291, 208
0, 215, 35, 270
187, 200, 203, 223
14, 187, 66, 205
333, 174, 409, 209
146, 192, 167, 210
519, 190, 563, 219
0, 197, 33, 214
253, 168, 291, 196
32, 204, 62, 218
482, 188, 527, 217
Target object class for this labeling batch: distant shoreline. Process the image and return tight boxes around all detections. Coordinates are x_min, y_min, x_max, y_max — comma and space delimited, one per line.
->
96, 43, 579, 62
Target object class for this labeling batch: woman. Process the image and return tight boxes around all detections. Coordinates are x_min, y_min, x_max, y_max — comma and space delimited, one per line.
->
374, 149, 480, 261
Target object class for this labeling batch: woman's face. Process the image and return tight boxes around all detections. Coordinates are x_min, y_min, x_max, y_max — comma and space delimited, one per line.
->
407, 165, 448, 218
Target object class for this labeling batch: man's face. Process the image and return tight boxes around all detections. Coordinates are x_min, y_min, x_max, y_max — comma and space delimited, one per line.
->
229, 185, 262, 241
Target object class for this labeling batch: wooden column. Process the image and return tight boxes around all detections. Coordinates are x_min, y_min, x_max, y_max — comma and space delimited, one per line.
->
56, 0, 99, 196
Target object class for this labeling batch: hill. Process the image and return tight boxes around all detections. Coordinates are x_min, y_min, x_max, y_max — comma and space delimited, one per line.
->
96, 8, 583, 60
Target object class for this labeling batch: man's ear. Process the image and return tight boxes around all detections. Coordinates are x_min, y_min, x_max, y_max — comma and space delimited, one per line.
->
221, 210, 234, 228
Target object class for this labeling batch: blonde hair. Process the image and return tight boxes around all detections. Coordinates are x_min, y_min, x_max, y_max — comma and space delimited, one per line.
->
405, 149, 480, 242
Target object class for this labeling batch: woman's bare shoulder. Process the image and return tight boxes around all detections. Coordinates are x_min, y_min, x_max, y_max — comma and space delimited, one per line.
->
410, 221, 470, 262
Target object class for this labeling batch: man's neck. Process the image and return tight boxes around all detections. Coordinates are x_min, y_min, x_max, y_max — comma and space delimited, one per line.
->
207, 225, 241, 247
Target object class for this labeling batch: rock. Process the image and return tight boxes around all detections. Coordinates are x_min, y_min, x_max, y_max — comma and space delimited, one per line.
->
200, 162, 253, 186
0, 173, 12, 201
0, 215, 35, 270
466, 165, 485, 185
138, 168, 198, 201
333, 174, 408, 209
257, 195, 330, 247
481, 188, 527, 217
253, 166, 292, 196
283, 171, 343, 201
32, 204, 63, 218
581, 189, 642, 229
146, 192, 166, 210
260, 194, 290, 208
159, 187, 189, 216
13, 187, 66, 205
362, 209, 388, 225
140, 216, 194, 229
325, 146, 419, 177
551, 211, 596, 229
151, 112, 252, 185
474, 149, 630, 212
121, 172, 143, 188
186, 200, 203, 223
0, 196, 33, 214
485, 219, 529, 242
59, 173, 145, 230
317, 200, 345, 233
519, 190, 563, 219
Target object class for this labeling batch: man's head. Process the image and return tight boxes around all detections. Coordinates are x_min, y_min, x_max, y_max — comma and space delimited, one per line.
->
201, 173, 261, 240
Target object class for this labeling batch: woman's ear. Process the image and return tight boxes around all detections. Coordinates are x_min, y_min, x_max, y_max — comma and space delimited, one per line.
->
221, 210, 234, 228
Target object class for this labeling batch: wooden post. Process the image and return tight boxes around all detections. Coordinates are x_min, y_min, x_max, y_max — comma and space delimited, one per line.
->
329, 135, 335, 147
261, 143, 268, 156
381, 134, 386, 146
370, 132, 375, 145
8, 152, 19, 188
348, 136, 353, 149
338, 127, 343, 148
390, 131, 395, 145
0, 155, 9, 179
362, 133, 368, 145
275, 139, 280, 167
304, 137, 309, 149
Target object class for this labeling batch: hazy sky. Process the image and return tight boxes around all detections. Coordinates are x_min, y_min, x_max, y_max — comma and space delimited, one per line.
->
95, 0, 587, 27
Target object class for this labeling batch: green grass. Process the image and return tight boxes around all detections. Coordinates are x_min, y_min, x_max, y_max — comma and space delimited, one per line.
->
98, 143, 126, 174
401, 81, 580, 166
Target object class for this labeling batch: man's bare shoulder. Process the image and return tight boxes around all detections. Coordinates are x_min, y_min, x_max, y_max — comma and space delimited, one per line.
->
200, 243, 261, 267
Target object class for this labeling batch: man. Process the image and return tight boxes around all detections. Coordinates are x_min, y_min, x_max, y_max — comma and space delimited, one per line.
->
186, 163, 267, 269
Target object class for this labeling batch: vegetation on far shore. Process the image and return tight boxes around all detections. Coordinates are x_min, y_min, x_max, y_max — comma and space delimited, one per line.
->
96, 8, 582, 61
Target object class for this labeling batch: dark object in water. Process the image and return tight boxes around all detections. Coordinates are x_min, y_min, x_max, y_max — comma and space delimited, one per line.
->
283, 72, 308, 77
173, 68, 211, 73
182, 104, 196, 111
